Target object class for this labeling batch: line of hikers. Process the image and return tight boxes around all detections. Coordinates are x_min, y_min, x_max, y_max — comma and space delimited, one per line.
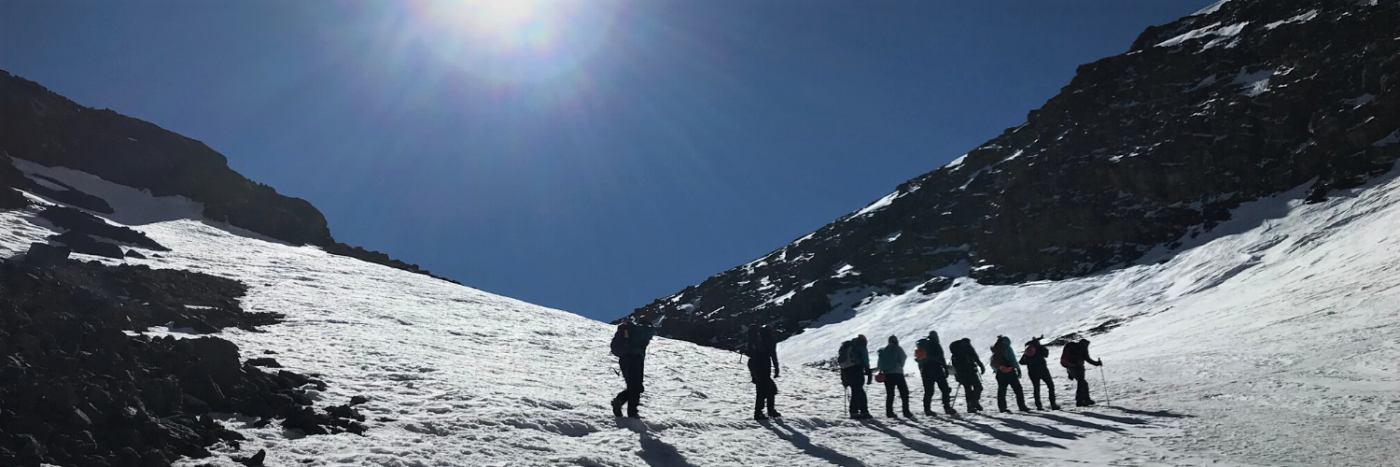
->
608, 315, 1102, 421
836, 332, 1101, 419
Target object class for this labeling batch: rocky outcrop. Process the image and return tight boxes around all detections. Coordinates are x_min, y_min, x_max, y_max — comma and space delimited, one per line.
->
0, 257, 364, 466
624, 0, 1400, 349
323, 242, 460, 284
0, 70, 456, 283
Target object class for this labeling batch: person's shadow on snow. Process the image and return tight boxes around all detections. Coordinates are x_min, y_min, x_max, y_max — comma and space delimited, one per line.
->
616, 419, 701, 467
1077, 411, 1150, 425
950, 418, 1066, 449
1031, 412, 1125, 433
862, 420, 970, 461
762, 419, 868, 467
983, 414, 1080, 440
1106, 406, 1193, 419
895, 419, 1017, 457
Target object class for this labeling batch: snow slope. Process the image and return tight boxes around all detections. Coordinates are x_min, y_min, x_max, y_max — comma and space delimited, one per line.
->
780, 170, 1400, 466
5, 159, 1396, 466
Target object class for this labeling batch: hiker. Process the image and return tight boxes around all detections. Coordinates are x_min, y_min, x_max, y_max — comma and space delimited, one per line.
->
1061, 339, 1103, 407
747, 325, 781, 420
838, 335, 873, 419
990, 336, 1030, 413
1019, 336, 1060, 410
877, 336, 913, 418
610, 315, 656, 418
915, 331, 956, 416
949, 338, 985, 413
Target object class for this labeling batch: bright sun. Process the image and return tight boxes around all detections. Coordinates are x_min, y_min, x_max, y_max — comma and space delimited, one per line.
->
425, 0, 566, 51
408, 0, 615, 86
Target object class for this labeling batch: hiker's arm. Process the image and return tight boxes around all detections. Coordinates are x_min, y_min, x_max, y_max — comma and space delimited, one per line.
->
771, 352, 780, 378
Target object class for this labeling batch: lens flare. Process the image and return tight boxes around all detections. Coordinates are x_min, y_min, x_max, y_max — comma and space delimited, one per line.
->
407, 0, 616, 86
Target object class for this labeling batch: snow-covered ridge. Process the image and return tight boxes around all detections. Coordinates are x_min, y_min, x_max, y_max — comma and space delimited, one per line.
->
780, 166, 1400, 466
11, 161, 1379, 465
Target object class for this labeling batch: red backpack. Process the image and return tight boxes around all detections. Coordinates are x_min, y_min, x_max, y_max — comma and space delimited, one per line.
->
1059, 342, 1076, 368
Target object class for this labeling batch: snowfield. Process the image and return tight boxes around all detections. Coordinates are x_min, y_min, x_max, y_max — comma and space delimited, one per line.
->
4, 160, 1397, 466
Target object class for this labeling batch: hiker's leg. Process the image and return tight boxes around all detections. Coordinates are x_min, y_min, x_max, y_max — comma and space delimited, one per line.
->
884, 378, 896, 416
1012, 377, 1028, 410
937, 377, 952, 407
996, 375, 1009, 412
1030, 373, 1044, 409
898, 376, 911, 414
921, 373, 934, 413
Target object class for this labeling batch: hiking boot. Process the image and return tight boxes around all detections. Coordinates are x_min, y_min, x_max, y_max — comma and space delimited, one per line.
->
999, 408, 1010, 414
923, 408, 937, 416
766, 409, 782, 418
754, 411, 768, 421
943, 404, 957, 415
886, 410, 898, 419
853, 412, 874, 420
627, 410, 641, 418
902, 409, 915, 419
611, 398, 624, 417
1018, 406, 1032, 412
1049, 403, 1061, 411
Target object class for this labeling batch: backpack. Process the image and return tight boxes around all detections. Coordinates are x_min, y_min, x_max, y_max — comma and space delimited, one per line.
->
837, 340, 856, 369
914, 338, 928, 361
1059, 341, 1076, 368
610, 322, 633, 357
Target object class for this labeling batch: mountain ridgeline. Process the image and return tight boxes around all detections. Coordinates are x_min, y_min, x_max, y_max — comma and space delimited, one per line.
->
623, 0, 1400, 349
0, 70, 455, 282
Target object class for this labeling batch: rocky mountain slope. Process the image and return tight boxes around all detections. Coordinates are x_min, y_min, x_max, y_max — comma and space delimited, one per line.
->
624, 0, 1400, 349
9, 151, 1387, 466
0, 70, 454, 282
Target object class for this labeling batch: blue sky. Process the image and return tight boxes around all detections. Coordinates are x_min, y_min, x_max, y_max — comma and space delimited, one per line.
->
0, 0, 1211, 322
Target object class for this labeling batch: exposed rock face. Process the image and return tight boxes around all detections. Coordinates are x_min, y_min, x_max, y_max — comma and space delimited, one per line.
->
0, 257, 365, 466
0, 70, 454, 282
0, 72, 332, 246
624, 0, 1400, 349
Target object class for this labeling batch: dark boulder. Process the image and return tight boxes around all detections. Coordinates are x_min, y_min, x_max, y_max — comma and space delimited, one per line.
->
23, 242, 70, 265
245, 358, 281, 368
50, 232, 124, 259
39, 206, 166, 251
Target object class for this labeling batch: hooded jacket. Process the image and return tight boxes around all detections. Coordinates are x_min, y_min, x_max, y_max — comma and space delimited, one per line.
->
990, 336, 1021, 377
916, 332, 949, 373
877, 337, 907, 374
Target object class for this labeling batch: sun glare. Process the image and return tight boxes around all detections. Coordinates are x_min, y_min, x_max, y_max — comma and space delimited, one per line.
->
408, 0, 615, 86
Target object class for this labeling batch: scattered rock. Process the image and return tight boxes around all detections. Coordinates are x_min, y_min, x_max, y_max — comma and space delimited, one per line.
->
39, 206, 167, 251
246, 357, 281, 368
23, 242, 70, 265
124, 249, 147, 259
0, 257, 368, 465
49, 231, 124, 258
234, 449, 266, 467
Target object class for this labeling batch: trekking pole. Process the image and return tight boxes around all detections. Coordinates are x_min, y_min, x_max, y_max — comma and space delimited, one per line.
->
843, 386, 849, 416
1099, 364, 1110, 406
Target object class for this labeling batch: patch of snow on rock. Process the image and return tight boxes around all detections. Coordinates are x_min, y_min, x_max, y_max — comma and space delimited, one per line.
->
1234, 68, 1275, 97
1265, 9, 1320, 29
